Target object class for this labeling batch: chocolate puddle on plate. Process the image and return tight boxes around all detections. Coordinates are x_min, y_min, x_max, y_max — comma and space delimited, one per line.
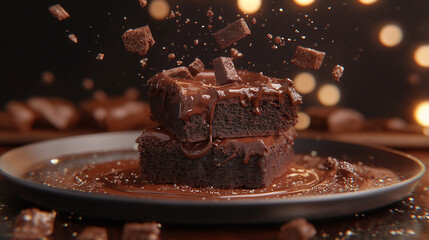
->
23, 150, 401, 200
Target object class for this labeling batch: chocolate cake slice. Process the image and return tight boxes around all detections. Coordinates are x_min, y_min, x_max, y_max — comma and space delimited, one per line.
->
136, 127, 296, 189
148, 70, 302, 143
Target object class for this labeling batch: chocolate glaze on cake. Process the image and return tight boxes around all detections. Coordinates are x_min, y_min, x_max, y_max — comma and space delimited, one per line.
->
136, 127, 296, 188
148, 70, 302, 144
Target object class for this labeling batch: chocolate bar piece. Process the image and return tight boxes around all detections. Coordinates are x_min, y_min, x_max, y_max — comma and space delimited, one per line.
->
213, 18, 251, 49
122, 26, 155, 55
187, 58, 205, 76
12, 208, 56, 240
77, 227, 108, 240
48, 4, 70, 21
148, 70, 301, 142
163, 66, 193, 79
6, 101, 40, 131
121, 222, 161, 240
278, 218, 316, 240
332, 64, 344, 81
81, 94, 155, 131
291, 46, 325, 69
27, 97, 80, 130
136, 127, 295, 188
213, 57, 242, 85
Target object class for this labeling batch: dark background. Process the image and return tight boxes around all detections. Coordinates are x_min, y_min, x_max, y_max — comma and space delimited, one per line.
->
2, 0, 429, 122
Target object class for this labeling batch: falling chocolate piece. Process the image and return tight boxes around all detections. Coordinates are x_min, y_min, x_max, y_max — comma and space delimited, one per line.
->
122, 26, 155, 55
13, 208, 56, 240
187, 58, 205, 76
48, 4, 70, 21
68, 34, 78, 43
291, 46, 325, 69
77, 227, 108, 240
138, 0, 148, 8
332, 64, 344, 81
213, 18, 251, 49
121, 222, 161, 240
162, 66, 193, 79
6, 101, 40, 131
278, 218, 316, 240
212, 57, 242, 85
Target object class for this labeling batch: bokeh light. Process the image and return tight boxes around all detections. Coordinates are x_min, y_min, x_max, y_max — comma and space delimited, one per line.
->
294, 72, 316, 94
294, 0, 315, 7
414, 44, 429, 68
379, 24, 403, 47
414, 101, 429, 127
148, 0, 170, 20
317, 84, 341, 106
237, 0, 262, 14
295, 112, 311, 130
358, 0, 378, 5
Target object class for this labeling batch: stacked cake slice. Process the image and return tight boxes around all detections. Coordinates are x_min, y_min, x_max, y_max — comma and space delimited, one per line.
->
136, 58, 302, 188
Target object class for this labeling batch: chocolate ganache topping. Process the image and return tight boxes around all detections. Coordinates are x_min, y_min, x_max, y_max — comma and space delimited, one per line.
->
147, 70, 302, 158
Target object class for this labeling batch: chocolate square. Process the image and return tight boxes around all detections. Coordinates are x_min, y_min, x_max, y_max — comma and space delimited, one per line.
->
213, 18, 251, 49
77, 227, 108, 240
13, 208, 56, 240
213, 57, 242, 85
187, 58, 205, 76
121, 222, 161, 240
162, 66, 193, 79
278, 218, 316, 240
48, 4, 70, 21
122, 26, 155, 55
291, 46, 325, 69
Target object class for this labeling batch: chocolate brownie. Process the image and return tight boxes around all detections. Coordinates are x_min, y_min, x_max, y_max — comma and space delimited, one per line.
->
122, 26, 155, 55
212, 57, 242, 85
291, 46, 325, 70
136, 127, 296, 189
148, 70, 302, 143
213, 18, 251, 49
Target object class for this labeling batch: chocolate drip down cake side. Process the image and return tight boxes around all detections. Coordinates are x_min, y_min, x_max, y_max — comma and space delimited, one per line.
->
136, 57, 302, 188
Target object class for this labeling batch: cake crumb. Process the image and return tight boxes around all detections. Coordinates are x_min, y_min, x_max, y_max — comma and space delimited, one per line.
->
68, 34, 78, 43
230, 48, 244, 59
207, 10, 214, 17
332, 65, 344, 81
138, 0, 147, 8
49, 4, 70, 21
96, 53, 105, 60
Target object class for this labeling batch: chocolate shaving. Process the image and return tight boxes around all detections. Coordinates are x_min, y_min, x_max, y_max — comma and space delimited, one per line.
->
162, 66, 193, 79
187, 58, 205, 76
332, 65, 344, 81
48, 4, 70, 21
213, 18, 251, 49
213, 57, 242, 85
122, 26, 155, 55
291, 46, 325, 69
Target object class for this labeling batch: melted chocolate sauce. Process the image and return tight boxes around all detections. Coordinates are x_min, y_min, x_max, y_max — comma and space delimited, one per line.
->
24, 151, 400, 201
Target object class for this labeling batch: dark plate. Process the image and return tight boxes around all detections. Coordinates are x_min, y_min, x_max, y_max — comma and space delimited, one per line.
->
0, 131, 425, 224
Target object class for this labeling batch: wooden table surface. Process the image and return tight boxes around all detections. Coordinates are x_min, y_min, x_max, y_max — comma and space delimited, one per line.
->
0, 132, 429, 240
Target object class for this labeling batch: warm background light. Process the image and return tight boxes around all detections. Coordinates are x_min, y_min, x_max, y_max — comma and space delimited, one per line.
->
317, 84, 341, 106
379, 24, 403, 47
358, 0, 378, 5
293, 72, 316, 94
294, 0, 316, 7
237, 0, 262, 14
414, 101, 429, 127
414, 44, 429, 68
295, 112, 311, 130
148, 0, 170, 20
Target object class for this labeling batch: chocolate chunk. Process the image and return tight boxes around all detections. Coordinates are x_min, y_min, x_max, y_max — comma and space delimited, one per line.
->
48, 4, 70, 21
213, 57, 242, 85
230, 48, 243, 59
162, 66, 193, 79
332, 65, 344, 81
122, 26, 155, 55
327, 108, 364, 133
138, 0, 148, 8
187, 58, 205, 76
291, 46, 325, 69
278, 218, 316, 240
6, 101, 40, 131
77, 227, 108, 240
121, 222, 161, 240
27, 97, 80, 130
213, 18, 251, 49
13, 208, 56, 240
